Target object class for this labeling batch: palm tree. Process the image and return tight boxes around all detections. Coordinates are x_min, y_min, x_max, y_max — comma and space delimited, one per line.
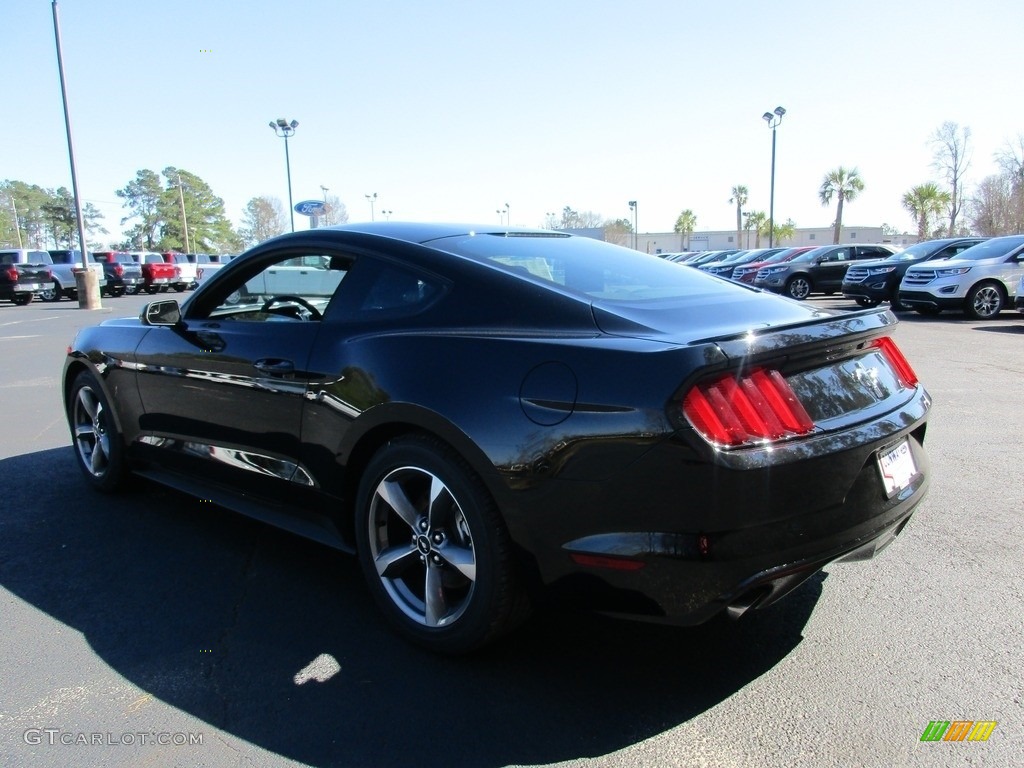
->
729, 185, 748, 249
673, 209, 697, 249
902, 183, 951, 239
771, 218, 797, 244
818, 167, 865, 243
742, 210, 759, 248
746, 211, 767, 247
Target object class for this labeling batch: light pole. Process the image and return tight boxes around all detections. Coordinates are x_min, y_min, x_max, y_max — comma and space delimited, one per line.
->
496, 204, 508, 226
52, 0, 99, 309
365, 192, 377, 221
269, 118, 299, 231
628, 200, 637, 250
762, 106, 785, 248
381, 210, 393, 220
320, 185, 329, 202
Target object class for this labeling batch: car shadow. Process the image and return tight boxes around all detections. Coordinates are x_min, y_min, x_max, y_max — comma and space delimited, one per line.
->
1, 448, 823, 767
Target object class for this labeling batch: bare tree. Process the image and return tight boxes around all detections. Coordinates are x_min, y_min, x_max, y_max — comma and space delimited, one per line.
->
929, 122, 972, 235
239, 196, 287, 247
320, 195, 349, 226
969, 173, 1024, 235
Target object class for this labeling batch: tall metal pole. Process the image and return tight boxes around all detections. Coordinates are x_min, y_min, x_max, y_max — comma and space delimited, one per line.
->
269, 119, 298, 232
283, 134, 294, 231
769, 126, 777, 248
52, 0, 100, 308
763, 106, 785, 249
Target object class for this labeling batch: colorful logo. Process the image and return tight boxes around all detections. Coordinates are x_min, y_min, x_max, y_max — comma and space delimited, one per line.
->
920, 721, 997, 742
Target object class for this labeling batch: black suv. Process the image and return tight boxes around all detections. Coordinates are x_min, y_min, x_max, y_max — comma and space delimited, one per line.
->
841, 237, 987, 309
753, 244, 897, 300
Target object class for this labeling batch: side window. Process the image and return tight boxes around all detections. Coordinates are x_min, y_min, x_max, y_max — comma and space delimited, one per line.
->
346, 261, 443, 320
203, 252, 351, 321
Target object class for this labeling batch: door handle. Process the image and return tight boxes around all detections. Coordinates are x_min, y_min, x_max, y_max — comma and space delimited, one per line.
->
254, 358, 295, 375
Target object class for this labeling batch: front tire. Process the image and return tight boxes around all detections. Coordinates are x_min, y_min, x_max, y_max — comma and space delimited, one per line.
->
355, 434, 528, 654
786, 276, 811, 300
67, 370, 127, 492
964, 282, 1004, 320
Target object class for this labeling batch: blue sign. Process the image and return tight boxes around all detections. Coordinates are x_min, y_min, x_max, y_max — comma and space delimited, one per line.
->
294, 200, 326, 216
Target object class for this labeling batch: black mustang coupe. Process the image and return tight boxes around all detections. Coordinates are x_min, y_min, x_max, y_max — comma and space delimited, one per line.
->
63, 223, 931, 653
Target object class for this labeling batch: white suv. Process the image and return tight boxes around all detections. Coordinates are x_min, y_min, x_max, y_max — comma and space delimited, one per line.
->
898, 235, 1024, 319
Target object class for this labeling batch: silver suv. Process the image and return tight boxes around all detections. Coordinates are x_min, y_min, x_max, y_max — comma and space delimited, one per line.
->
898, 235, 1024, 319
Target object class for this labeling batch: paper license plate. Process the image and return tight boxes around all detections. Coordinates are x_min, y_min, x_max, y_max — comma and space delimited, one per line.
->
877, 438, 917, 497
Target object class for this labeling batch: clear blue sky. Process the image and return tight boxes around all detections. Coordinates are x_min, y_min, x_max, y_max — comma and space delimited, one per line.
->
5, 0, 1024, 244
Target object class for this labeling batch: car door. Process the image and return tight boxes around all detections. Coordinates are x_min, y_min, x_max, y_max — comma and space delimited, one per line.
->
132, 247, 351, 490
813, 246, 854, 291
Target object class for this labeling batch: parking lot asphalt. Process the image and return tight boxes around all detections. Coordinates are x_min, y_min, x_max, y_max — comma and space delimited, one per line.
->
1, 292, 1022, 768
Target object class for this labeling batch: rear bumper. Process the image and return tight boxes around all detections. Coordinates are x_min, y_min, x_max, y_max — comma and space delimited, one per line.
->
523, 391, 931, 625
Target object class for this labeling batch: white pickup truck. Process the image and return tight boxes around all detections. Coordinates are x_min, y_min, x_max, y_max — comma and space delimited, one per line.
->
161, 252, 198, 291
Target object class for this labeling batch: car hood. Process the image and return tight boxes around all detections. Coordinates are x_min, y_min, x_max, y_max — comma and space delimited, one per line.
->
906, 256, 1001, 271
591, 288, 836, 345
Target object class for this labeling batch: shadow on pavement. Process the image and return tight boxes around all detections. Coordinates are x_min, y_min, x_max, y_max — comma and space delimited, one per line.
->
1, 448, 823, 767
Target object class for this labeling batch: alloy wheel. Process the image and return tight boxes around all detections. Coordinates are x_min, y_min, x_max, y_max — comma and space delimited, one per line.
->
367, 466, 477, 628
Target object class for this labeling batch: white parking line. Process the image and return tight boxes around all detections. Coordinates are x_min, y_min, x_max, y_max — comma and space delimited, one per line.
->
0, 316, 60, 327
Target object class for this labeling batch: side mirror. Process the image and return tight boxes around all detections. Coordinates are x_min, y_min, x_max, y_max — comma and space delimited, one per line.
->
141, 300, 181, 326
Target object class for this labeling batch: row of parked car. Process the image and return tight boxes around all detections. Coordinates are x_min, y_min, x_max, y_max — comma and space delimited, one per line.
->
663, 234, 1024, 319
0, 249, 236, 305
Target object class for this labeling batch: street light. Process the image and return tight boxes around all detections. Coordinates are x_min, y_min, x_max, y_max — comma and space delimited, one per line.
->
628, 200, 637, 250
381, 209, 393, 220
320, 185, 329, 202
496, 203, 508, 226
269, 118, 299, 231
365, 192, 377, 221
762, 105, 785, 248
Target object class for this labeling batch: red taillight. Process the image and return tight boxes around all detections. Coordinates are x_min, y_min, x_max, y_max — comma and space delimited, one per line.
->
5, 266, 18, 282
871, 337, 919, 388
114, 264, 124, 277
683, 368, 815, 447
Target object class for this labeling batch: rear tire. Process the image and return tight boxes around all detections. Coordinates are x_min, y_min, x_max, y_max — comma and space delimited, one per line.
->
964, 282, 1004, 320
355, 434, 529, 654
39, 281, 63, 302
12, 293, 33, 306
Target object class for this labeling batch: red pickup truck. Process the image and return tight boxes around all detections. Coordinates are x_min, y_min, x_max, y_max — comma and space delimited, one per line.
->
128, 252, 178, 294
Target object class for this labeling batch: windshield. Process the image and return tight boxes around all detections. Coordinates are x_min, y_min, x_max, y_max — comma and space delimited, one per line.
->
432, 232, 734, 302
950, 236, 1024, 261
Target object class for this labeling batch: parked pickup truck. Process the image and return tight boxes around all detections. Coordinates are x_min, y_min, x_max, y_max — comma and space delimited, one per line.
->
129, 252, 178, 294
91, 251, 145, 296
191, 253, 229, 287
44, 250, 109, 301
161, 252, 198, 292
0, 249, 55, 306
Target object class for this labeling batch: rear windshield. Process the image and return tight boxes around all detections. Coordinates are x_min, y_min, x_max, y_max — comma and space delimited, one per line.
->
430, 232, 732, 302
